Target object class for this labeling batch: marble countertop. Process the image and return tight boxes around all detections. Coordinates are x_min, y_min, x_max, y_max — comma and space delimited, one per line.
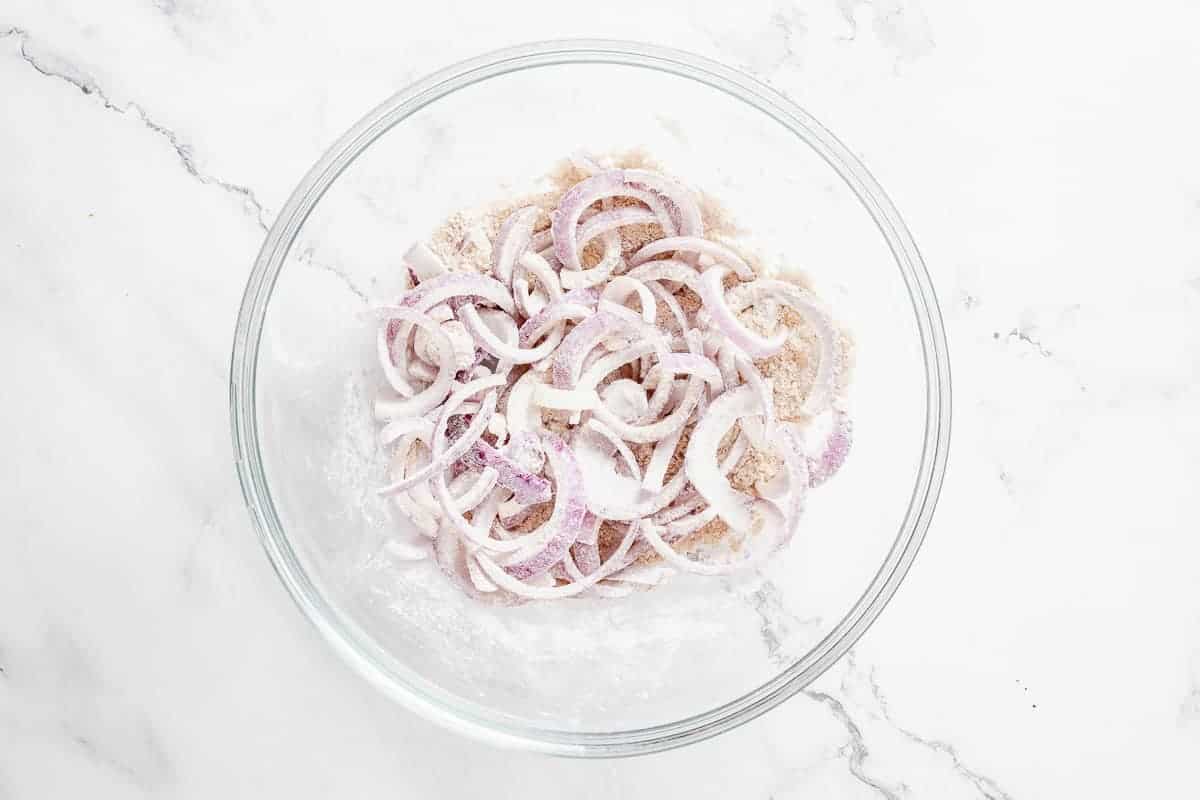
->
3, 0, 1199, 796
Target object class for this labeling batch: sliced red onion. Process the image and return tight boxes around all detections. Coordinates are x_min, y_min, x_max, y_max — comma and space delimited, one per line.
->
624, 169, 703, 237
380, 324, 419, 399
697, 267, 787, 359
772, 423, 811, 548
379, 416, 434, 447
734, 279, 840, 414
518, 288, 599, 346
716, 342, 739, 389
600, 276, 657, 325
400, 272, 516, 315
631, 236, 754, 279
374, 307, 456, 420
582, 419, 642, 479
404, 242, 448, 281
579, 341, 658, 387
377, 375, 502, 495
378, 163, 853, 600
578, 206, 659, 246
560, 229, 622, 291
558, 206, 659, 291
683, 384, 765, 530
459, 303, 563, 366
448, 467, 499, 513
552, 310, 666, 389
806, 407, 853, 487
552, 169, 698, 272
502, 430, 545, 472
514, 250, 562, 300
663, 506, 719, 539
646, 282, 690, 334
384, 435, 439, 537
500, 434, 588, 580
735, 353, 775, 450
641, 424, 682, 493
626, 258, 702, 291
534, 384, 600, 412
474, 520, 642, 600
570, 514, 603, 576
656, 353, 725, 389
591, 367, 703, 445
529, 229, 553, 252
462, 440, 552, 505
413, 319, 475, 370
514, 278, 549, 319
503, 368, 544, 437
638, 370, 676, 423
578, 453, 689, 522
492, 206, 540, 287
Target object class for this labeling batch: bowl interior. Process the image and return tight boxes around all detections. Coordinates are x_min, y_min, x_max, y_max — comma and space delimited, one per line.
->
245, 49, 940, 746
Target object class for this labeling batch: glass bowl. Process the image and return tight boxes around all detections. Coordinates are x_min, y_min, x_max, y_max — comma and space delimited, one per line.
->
230, 39, 950, 757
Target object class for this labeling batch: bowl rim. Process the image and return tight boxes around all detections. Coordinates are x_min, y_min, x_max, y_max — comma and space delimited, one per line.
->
230, 38, 951, 757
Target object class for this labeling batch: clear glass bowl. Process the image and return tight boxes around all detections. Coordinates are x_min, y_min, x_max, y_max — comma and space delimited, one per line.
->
230, 40, 950, 757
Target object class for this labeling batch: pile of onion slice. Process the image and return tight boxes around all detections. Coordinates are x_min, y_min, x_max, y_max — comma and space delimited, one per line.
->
373, 162, 851, 601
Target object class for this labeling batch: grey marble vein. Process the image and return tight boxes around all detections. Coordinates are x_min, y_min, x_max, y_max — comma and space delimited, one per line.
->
805, 690, 906, 800
863, 667, 1016, 800
2, 26, 375, 307
1004, 327, 1052, 358
294, 244, 370, 304
1, 27, 271, 233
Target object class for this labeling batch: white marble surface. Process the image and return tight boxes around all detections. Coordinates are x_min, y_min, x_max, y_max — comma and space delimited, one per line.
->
3, 0, 1199, 795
